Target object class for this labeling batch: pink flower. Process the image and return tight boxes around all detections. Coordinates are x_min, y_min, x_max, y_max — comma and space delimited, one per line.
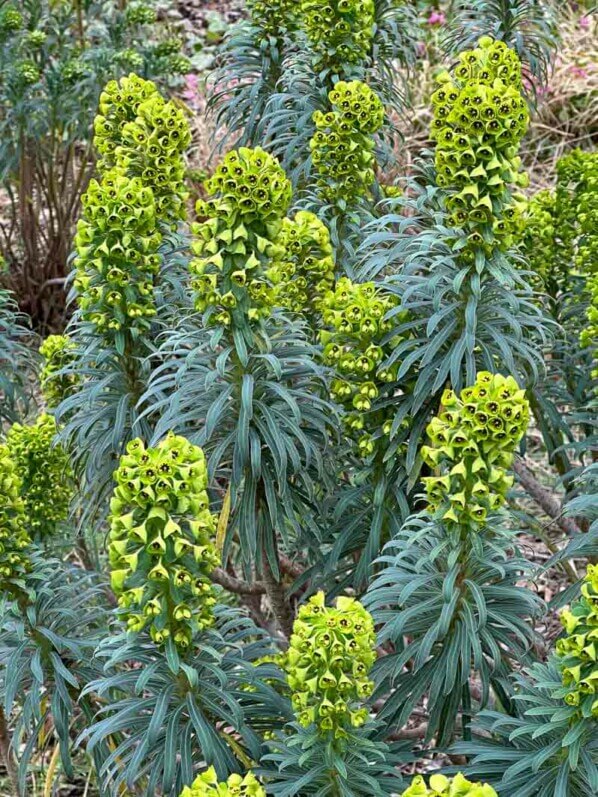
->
570, 65, 589, 79
427, 10, 446, 26
182, 73, 199, 103
579, 16, 590, 29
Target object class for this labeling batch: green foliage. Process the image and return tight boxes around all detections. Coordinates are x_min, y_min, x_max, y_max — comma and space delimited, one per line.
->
108, 435, 218, 651
39, 334, 79, 408
0, 0, 189, 325
421, 371, 529, 530
284, 591, 375, 734
454, 661, 598, 796
0, 444, 30, 595
442, 0, 558, 88
0, 286, 32, 425
0, 558, 108, 791
82, 608, 289, 796
365, 373, 542, 743
6, 413, 73, 541
401, 773, 497, 797
181, 766, 265, 797
556, 564, 598, 718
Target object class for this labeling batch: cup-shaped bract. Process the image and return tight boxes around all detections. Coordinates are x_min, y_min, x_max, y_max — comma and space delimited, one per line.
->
431, 37, 529, 259
74, 170, 162, 337
94, 74, 191, 228
319, 277, 404, 457
556, 564, 598, 718
108, 434, 219, 651
299, 0, 375, 71
0, 445, 31, 595
5, 414, 73, 540
401, 773, 497, 797
285, 591, 376, 736
39, 334, 79, 409
310, 80, 384, 206
268, 210, 335, 317
248, 0, 296, 37
420, 371, 529, 530
179, 766, 265, 797
190, 147, 293, 326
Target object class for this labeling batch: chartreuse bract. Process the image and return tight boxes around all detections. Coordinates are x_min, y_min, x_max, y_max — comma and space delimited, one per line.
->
365, 372, 543, 744
401, 773, 497, 797
455, 563, 598, 795
180, 767, 265, 797
5, 413, 74, 541
261, 592, 410, 795
108, 434, 218, 651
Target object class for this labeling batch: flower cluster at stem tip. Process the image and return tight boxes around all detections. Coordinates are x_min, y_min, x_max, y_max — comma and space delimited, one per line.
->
0, 446, 30, 593
180, 766, 265, 797
109, 434, 219, 651
431, 37, 529, 260
569, 151, 598, 375
421, 372, 529, 530
284, 591, 376, 736
311, 80, 384, 206
320, 277, 406, 458
39, 334, 79, 409
268, 211, 335, 317
401, 773, 497, 797
6, 414, 74, 541
248, 0, 296, 37
74, 169, 161, 337
521, 190, 556, 288
556, 564, 598, 718
190, 147, 292, 326
94, 74, 191, 229
299, 0, 375, 70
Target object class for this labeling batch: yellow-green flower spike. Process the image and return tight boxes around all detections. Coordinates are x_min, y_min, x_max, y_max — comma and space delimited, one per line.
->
299, 0, 375, 71
39, 334, 79, 408
431, 37, 529, 261
401, 773, 498, 797
94, 74, 191, 229
190, 147, 293, 327
108, 434, 219, 651
556, 564, 598, 718
74, 170, 161, 337
0, 445, 31, 595
284, 591, 376, 736
248, 0, 296, 37
180, 766, 266, 797
268, 211, 335, 316
5, 414, 73, 541
568, 152, 598, 377
319, 277, 405, 458
311, 81, 384, 206
420, 372, 529, 531
520, 190, 556, 288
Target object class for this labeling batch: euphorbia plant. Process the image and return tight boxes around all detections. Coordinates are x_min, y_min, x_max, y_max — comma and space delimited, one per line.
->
147, 145, 336, 639
261, 592, 410, 796
365, 372, 544, 744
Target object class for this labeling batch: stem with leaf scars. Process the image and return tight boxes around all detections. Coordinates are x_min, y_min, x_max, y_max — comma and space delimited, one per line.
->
0, 706, 19, 797
513, 457, 583, 537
